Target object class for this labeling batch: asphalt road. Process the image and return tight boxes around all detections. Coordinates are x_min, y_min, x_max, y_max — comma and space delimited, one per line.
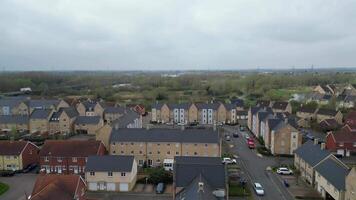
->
223, 126, 294, 200
0, 173, 37, 200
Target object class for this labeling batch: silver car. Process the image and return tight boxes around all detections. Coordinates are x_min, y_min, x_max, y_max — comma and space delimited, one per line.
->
253, 182, 265, 196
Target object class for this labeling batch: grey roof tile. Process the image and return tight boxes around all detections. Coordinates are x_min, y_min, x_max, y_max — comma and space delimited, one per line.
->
0, 115, 29, 124
75, 116, 101, 124
85, 155, 134, 172
294, 140, 331, 167
30, 109, 52, 119
315, 158, 349, 190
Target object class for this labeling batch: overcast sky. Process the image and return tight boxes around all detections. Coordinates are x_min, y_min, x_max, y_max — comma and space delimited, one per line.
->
1, 0, 356, 71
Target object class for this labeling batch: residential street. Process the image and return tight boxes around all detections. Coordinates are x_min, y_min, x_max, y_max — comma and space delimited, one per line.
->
223, 126, 294, 200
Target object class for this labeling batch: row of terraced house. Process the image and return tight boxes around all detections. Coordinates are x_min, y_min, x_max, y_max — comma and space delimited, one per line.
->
151, 99, 247, 125
0, 97, 142, 135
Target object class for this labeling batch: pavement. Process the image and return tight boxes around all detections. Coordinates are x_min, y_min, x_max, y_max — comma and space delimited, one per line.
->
0, 173, 37, 200
223, 126, 294, 200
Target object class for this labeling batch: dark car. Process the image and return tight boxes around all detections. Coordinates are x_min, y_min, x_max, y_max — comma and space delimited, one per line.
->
156, 182, 165, 194
239, 126, 245, 131
22, 163, 38, 173
233, 132, 239, 138
0, 170, 15, 177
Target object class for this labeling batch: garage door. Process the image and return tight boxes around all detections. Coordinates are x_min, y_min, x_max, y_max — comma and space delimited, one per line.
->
119, 183, 129, 191
337, 149, 344, 156
88, 182, 98, 191
107, 183, 116, 191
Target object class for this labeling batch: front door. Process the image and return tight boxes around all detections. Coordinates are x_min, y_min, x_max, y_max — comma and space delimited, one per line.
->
148, 159, 153, 166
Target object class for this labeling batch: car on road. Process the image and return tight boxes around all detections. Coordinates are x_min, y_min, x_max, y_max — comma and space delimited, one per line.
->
305, 133, 315, 141
156, 182, 165, 194
253, 182, 265, 196
233, 132, 239, 138
245, 134, 250, 140
247, 138, 255, 149
222, 157, 237, 164
0, 170, 15, 177
22, 163, 38, 173
225, 135, 231, 141
276, 167, 293, 175
240, 126, 245, 131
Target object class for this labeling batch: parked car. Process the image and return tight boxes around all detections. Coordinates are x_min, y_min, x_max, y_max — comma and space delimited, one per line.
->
233, 132, 239, 138
240, 126, 245, 131
222, 157, 237, 164
247, 138, 255, 149
156, 182, 165, 194
225, 135, 231, 141
253, 182, 265, 196
306, 134, 315, 141
177, 122, 185, 126
0, 170, 15, 177
22, 163, 38, 173
245, 134, 250, 140
276, 167, 293, 175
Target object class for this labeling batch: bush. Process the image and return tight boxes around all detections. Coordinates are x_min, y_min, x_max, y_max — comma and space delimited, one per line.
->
146, 168, 173, 185
257, 136, 265, 146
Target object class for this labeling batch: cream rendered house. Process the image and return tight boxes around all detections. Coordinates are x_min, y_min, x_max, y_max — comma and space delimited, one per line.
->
85, 155, 137, 192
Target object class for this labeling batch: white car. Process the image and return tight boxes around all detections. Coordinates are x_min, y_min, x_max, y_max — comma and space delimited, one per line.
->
253, 183, 265, 196
222, 157, 237, 164
277, 167, 293, 175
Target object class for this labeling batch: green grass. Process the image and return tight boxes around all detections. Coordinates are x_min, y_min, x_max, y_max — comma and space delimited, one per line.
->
229, 183, 251, 197
0, 182, 9, 196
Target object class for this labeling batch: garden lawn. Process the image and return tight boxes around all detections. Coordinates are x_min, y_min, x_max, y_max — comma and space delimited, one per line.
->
0, 182, 9, 196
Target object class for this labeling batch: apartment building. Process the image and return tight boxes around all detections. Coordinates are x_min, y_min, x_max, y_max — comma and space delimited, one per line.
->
0, 141, 39, 171
196, 103, 221, 125
169, 103, 190, 124
346, 168, 356, 200
85, 155, 137, 192
39, 140, 106, 174
108, 128, 221, 167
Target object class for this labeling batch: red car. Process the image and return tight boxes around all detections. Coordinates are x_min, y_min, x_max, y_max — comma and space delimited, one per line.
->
247, 138, 255, 149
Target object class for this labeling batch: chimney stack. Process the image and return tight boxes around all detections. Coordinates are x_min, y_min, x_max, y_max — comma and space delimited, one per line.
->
320, 142, 326, 150
198, 182, 204, 193
314, 138, 319, 145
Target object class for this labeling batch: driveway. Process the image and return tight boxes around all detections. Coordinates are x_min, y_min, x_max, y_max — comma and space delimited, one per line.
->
223, 126, 294, 200
0, 173, 37, 200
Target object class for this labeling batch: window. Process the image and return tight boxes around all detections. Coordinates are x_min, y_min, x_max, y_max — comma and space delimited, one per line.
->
112, 150, 116, 154
72, 157, 77, 162
167, 143, 170, 146
121, 172, 126, 176
90, 172, 95, 176
194, 152, 198, 155
175, 143, 179, 147
45, 157, 49, 162
194, 144, 197, 146
157, 143, 160, 146
157, 151, 160, 154
139, 151, 142, 154
167, 151, 170, 155
131, 151, 134, 154
113, 142, 116, 145
108, 172, 113, 176
205, 144, 208, 147
149, 151, 152, 154
121, 151, 124, 154
176, 152, 179, 155
131, 142, 134, 145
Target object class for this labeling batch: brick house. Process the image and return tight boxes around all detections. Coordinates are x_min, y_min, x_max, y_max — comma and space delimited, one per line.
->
0, 141, 39, 171
345, 111, 356, 127
29, 174, 87, 200
316, 108, 343, 124
127, 104, 146, 115
39, 140, 106, 174
0, 115, 29, 132
326, 124, 356, 157
74, 116, 104, 135
29, 109, 54, 134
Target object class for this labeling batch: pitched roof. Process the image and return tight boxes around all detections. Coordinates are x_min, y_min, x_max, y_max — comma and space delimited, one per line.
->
29, 99, 60, 108
174, 156, 225, 189
104, 106, 127, 114
346, 111, 356, 120
195, 103, 221, 110
111, 110, 140, 128
81, 101, 98, 111
169, 103, 191, 110
39, 140, 103, 157
297, 106, 317, 114
175, 175, 219, 200
272, 101, 289, 110
30, 174, 84, 200
294, 140, 331, 167
75, 116, 101, 125
61, 107, 79, 118
0, 98, 25, 108
317, 108, 338, 116
319, 119, 339, 130
268, 118, 283, 131
110, 128, 219, 144
30, 109, 52, 119
315, 158, 349, 190
85, 155, 134, 172
0, 141, 34, 155
0, 115, 29, 124
231, 98, 244, 107
236, 110, 247, 115
256, 100, 270, 107
151, 103, 164, 109
224, 103, 236, 110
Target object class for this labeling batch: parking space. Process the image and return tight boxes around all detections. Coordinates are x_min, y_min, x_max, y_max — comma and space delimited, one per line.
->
0, 173, 37, 200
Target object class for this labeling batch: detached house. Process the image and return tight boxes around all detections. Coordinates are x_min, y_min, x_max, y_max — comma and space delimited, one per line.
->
316, 108, 343, 124
0, 141, 39, 171
49, 107, 78, 134
29, 109, 53, 134
29, 174, 87, 200
85, 155, 137, 192
39, 140, 106, 174
77, 100, 105, 117
74, 116, 104, 135
174, 156, 226, 200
